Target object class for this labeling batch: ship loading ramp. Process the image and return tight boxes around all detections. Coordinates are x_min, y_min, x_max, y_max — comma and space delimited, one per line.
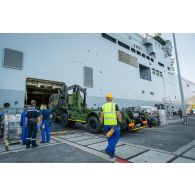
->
25, 78, 65, 107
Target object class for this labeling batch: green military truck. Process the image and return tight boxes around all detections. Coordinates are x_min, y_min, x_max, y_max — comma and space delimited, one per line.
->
49, 85, 160, 134
49, 84, 101, 133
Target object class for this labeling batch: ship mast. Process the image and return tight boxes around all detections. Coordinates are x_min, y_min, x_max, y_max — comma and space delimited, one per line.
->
173, 33, 186, 117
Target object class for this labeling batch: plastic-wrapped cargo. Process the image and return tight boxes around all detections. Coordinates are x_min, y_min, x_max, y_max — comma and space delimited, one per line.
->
158, 110, 167, 125
4, 114, 22, 144
0, 113, 4, 138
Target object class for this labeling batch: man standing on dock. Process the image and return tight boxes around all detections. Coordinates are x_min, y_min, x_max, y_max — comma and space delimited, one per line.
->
25, 100, 41, 148
20, 108, 28, 145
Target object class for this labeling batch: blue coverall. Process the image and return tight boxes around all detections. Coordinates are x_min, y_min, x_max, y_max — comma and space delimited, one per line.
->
41, 109, 51, 143
26, 106, 40, 148
104, 125, 120, 157
20, 111, 28, 145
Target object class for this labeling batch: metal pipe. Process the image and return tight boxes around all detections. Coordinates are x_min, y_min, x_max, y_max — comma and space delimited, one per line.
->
173, 33, 186, 116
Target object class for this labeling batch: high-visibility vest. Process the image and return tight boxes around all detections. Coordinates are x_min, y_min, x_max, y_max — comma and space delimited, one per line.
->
102, 102, 117, 125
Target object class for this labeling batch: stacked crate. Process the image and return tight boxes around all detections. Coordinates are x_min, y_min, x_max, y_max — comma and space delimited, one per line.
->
4, 114, 22, 144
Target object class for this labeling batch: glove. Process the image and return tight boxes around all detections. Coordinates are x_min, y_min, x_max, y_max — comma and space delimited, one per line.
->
106, 128, 115, 138
42, 124, 45, 129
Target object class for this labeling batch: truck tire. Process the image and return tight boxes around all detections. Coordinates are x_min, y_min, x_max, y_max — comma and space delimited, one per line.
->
87, 116, 100, 134
61, 113, 68, 128
52, 112, 58, 123
68, 121, 76, 129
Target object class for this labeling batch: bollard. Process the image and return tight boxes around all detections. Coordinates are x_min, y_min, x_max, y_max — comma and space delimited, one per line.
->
183, 115, 188, 125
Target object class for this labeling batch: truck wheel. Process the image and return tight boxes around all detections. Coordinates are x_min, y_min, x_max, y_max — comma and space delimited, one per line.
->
52, 112, 58, 123
61, 113, 68, 128
68, 121, 76, 129
87, 116, 100, 134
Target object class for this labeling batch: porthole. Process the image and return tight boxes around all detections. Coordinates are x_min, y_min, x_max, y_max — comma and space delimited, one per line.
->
4, 103, 10, 108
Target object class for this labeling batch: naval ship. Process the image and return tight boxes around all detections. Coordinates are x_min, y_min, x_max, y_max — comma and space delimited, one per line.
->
0, 33, 195, 111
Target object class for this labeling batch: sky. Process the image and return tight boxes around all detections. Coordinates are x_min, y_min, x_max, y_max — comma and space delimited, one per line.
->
163, 33, 195, 83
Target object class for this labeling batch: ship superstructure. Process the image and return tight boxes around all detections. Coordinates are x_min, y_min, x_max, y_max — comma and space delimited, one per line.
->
0, 33, 194, 110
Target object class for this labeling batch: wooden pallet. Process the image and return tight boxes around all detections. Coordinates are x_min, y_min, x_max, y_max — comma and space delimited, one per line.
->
8, 139, 21, 145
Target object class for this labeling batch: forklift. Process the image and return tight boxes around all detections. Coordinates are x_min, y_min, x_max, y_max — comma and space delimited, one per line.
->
49, 84, 101, 133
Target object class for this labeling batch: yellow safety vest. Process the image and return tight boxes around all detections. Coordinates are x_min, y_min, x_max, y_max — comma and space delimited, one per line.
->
102, 102, 117, 125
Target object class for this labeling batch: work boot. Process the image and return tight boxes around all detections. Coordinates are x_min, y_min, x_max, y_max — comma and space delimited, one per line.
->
26, 139, 31, 149
32, 139, 38, 148
32, 144, 39, 148
105, 149, 114, 158
5, 145, 9, 151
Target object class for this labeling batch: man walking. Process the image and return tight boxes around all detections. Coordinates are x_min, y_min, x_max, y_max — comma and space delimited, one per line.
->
25, 100, 40, 148
178, 108, 183, 119
100, 93, 122, 158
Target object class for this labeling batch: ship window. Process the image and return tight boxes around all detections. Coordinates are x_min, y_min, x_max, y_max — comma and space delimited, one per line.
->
152, 68, 155, 74
159, 71, 163, 77
118, 41, 130, 50
156, 70, 159, 75
118, 50, 138, 67
83, 66, 93, 88
131, 48, 136, 53
142, 53, 146, 58
137, 51, 141, 56
187, 84, 189, 87
150, 92, 154, 95
158, 62, 164, 67
142, 90, 145, 94
167, 67, 170, 70
146, 56, 150, 60
3, 48, 23, 70
155, 104, 165, 109
151, 58, 154, 62
101, 33, 116, 43
139, 64, 152, 81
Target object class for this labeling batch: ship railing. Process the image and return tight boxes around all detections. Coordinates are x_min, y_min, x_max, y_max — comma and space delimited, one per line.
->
0, 108, 24, 115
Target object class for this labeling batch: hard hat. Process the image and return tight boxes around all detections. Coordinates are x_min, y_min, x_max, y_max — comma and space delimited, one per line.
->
106, 93, 113, 99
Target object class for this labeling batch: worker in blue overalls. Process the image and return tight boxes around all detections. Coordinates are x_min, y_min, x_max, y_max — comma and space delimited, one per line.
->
100, 93, 122, 158
26, 100, 40, 148
40, 104, 51, 143
20, 108, 28, 145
